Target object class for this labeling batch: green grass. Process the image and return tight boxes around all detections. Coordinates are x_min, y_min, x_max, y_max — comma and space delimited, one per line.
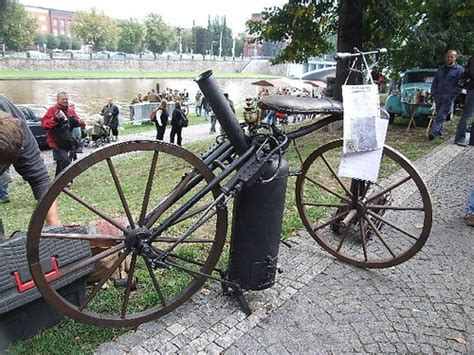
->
0, 70, 279, 80
5, 115, 458, 354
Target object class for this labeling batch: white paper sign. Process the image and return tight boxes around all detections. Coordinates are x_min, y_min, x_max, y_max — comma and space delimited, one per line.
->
338, 117, 389, 183
342, 85, 381, 154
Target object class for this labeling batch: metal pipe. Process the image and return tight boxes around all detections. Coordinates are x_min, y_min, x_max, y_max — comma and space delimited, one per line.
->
195, 70, 248, 155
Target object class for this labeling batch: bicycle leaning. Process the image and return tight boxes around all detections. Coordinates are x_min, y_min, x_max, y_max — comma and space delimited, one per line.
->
26, 48, 432, 327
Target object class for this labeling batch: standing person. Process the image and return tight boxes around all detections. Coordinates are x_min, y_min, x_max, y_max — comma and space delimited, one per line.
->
202, 95, 211, 121
170, 101, 186, 146
101, 97, 120, 141
153, 99, 169, 141
42, 91, 84, 177
0, 95, 60, 225
195, 91, 203, 117
209, 108, 217, 133
454, 55, 473, 147
224, 92, 235, 114
69, 102, 83, 153
429, 49, 464, 140
148, 89, 160, 102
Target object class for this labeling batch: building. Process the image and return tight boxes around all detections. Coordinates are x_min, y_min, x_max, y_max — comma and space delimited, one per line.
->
25, 6, 50, 34
24, 5, 75, 37
243, 13, 263, 57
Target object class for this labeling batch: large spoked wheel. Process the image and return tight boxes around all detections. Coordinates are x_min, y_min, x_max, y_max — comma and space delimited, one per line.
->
27, 141, 227, 327
296, 139, 432, 268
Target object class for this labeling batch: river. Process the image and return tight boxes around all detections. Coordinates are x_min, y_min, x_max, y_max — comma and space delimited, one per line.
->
0, 78, 260, 119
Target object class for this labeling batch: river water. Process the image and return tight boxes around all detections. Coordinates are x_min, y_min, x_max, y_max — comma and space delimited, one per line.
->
0, 78, 259, 119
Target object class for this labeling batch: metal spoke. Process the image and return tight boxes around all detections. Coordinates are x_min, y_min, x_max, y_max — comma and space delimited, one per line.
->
121, 253, 137, 318
303, 202, 350, 208
40, 233, 124, 242
49, 242, 125, 283
364, 216, 396, 258
145, 170, 197, 229
153, 237, 214, 244
63, 188, 128, 233
106, 158, 135, 229
366, 175, 412, 204
313, 209, 350, 232
359, 217, 368, 262
304, 175, 351, 203
139, 150, 159, 226
367, 204, 425, 211
366, 210, 419, 241
171, 203, 211, 225
143, 256, 166, 306
79, 250, 130, 311
336, 217, 355, 252
320, 154, 352, 198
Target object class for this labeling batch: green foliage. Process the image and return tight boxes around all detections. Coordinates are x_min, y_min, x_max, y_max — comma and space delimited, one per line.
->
46, 33, 60, 49
71, 9, 120, 51
58, 35, 72, 50
144, 13, 176, 53
33, 33, 48, 46
0, 2, 36, 51
248, 0, 474, 73
247, 1, 335, 64
193, 26, 210, 55
71, 37, 82, 50
117, 19, 146, 53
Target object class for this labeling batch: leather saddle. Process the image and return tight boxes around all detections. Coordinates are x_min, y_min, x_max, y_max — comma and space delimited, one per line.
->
259, 95, 343, 115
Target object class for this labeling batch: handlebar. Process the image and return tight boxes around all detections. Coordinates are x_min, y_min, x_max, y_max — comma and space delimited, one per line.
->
334, 48, 387, 60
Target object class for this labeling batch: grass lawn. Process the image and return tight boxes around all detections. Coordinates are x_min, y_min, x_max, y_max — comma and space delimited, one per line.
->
0, 70, 279, 81
5, 114, 459, 354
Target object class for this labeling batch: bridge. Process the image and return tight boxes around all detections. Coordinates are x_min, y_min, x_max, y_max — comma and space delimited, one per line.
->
287, 56, 337, 81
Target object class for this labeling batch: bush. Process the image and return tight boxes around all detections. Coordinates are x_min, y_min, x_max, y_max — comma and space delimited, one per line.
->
46, 34, 59, 49
58, 35, 72, 50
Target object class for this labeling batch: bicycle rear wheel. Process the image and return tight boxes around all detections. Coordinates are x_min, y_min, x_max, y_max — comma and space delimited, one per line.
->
295, 139, 432, 268
28, 141, 227, 327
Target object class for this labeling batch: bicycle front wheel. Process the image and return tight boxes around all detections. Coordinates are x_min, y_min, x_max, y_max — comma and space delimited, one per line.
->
28, 141, 227, 327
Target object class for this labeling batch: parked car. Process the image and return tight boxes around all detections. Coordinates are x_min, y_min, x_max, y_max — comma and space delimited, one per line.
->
384, 68, 436, 123
16, 104, 48, 148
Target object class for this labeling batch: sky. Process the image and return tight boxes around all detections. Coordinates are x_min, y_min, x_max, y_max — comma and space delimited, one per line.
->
19, 0, 288, 34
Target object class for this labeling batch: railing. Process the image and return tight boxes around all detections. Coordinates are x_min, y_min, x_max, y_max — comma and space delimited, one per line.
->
129, 102, 176, 122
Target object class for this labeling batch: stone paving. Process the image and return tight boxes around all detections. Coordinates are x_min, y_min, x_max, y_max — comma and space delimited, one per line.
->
95, 139, 473, 354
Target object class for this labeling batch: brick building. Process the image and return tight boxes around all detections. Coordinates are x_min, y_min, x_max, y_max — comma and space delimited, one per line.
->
24, 5, 75, 37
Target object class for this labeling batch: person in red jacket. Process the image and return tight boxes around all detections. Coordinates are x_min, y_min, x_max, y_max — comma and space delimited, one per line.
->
42, 91, 84, 176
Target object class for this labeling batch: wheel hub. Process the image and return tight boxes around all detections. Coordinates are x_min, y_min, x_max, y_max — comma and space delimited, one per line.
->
124, 227, 151, 250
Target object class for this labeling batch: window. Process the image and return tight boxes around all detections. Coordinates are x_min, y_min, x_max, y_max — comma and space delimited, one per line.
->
39, 15, 46, 21
60, 19, 65, 28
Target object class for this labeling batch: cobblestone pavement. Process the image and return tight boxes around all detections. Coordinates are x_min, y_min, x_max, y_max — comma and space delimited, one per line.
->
95, 139, 473, 354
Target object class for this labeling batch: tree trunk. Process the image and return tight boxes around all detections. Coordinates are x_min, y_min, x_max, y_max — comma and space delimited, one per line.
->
334, 0, 363, 101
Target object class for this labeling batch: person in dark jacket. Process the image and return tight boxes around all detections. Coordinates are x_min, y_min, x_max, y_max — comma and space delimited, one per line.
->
454, 55, 473, 146
153, 99, 169, 141
101, 97, 120, 141
42, 91, 84, 176
170, 101, 185, 146
0, 94, 60, 225
429, 49, 464, 140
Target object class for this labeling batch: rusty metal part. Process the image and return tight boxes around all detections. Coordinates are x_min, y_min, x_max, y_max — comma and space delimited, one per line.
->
27, 141, 227, 327
295, 139, 432, 268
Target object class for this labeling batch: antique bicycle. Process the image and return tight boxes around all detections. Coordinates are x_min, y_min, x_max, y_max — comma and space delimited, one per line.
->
27, 48, 432, 327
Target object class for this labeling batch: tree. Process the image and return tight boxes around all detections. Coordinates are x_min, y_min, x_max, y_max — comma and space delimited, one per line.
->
248, 0, 473, 74
0, 2, 36, 51
58, 35, 72, 50
208, 16, 234, 56
71, 38, 82, 50
144, 13, 176, 53
71, 9, 120, 51
193, 26, 210, 55
46, 33, 60, 50
33, 33, 48, 46
117, 19, 146, 53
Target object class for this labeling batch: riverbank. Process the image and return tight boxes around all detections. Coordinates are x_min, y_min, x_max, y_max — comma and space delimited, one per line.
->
0, 70, 279, 81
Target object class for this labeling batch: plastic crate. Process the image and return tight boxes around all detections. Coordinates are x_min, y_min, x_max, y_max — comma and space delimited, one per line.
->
0, 226, 92, 350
